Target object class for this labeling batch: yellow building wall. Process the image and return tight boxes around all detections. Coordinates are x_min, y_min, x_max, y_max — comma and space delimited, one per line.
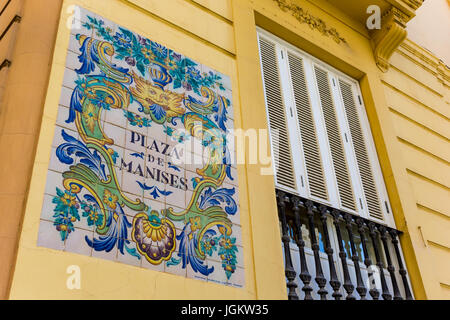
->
381, 39, 450, 300
4, 0, 449, 300
0, 0, 63, 299
6, 0, 272, 300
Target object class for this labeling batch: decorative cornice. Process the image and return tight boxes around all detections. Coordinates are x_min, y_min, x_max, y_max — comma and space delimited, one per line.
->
371, 7, 408, 72
400, 40, 450, 87
370, 0, 425, 72
273, 0, 347, 44
400, 40, 441, 70
401, 0, 423, 11
437, 61, 450, 87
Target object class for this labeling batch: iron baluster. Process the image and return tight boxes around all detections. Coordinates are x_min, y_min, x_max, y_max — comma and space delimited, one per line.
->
305, 201, 328, 300
274, 191, 413, 301
344, 214, 367, 299
319, 205, 342, 300
379, 226, 402, 300
331, 209, 355, 300
368, 223, 392, 300
292, 196, 313, 300
389, 230, 413, 300
276, 190, 298, 300
356, 218, 380, 300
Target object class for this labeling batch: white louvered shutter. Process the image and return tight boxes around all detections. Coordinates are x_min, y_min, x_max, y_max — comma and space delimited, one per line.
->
257, 29, 393, 226
338, 79, 385, 221
287, 53, 328, 201
258, 36, 297, 192
314, 66, 356, 212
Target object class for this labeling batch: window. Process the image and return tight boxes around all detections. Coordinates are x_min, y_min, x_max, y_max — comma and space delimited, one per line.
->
258, 29, 394, 227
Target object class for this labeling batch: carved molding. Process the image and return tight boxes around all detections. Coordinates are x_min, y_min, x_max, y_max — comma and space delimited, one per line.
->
371, 0, 425, 72
437, 61, 450, 87
273, 0, 347, 44
371, 7, 409, 72
401, 39, 450, 87
272, 0, 425, 72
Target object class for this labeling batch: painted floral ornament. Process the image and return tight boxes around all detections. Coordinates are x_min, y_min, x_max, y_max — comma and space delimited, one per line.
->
132, 211, 176, 264
130, 71, 185, 124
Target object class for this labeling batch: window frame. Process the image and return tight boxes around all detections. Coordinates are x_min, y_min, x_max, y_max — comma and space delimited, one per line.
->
257, 28, 395, 227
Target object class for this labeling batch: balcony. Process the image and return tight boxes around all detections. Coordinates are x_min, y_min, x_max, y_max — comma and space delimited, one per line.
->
276, 190, 413, 300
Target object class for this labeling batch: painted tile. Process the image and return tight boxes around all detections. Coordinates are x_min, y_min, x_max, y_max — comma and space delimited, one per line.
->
125, 128, 146, 153
91, 243, 118, 262
185, 189, 195, 208
223, 166, 238, 187
221, 88, 234, 120
123, 148, 145, 174
222, 182, 240, 224
104, 122, 126, 148
142, 175, 168, 204
227, 203, 241, 227
147, 122, 169, 146
59, 86, 74, 108
141, 255, 165, 273
228, 266, 245, 288
164, 251, 188, 278
126, 108, 148, 137
40, 194, 57, 222
122, 171, 144, 197
37, 220, 65, 251
184, 151, 206, 174
56, 105, 78, 132
163, 204, 187, 232
104, 105, 128, 128
185, 169, 201, 191
165, 185, 186, 208
62, 68, 79, 89
111, 145, 125, 169
216, 71, 232, 91
144, 199, 165, 218
187, 262, 208, 282
68, 34, 82, 55
232, 224, 243, 247
51, 126, 78, 149
117, 246, 142, 268
207, 259, 229, 286
235, 245, 245, 268
64, 228, 94, 256
37, 6, 242, 287
49, 146, 68, 173
65, 50, 82, 71
44, 170, 64, 196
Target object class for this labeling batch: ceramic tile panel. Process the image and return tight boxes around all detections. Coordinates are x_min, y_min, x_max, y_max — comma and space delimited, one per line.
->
37, 6, 243, 288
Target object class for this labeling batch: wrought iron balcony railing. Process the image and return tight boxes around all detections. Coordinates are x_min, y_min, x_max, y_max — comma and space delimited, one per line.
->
276, 189, 413, 300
